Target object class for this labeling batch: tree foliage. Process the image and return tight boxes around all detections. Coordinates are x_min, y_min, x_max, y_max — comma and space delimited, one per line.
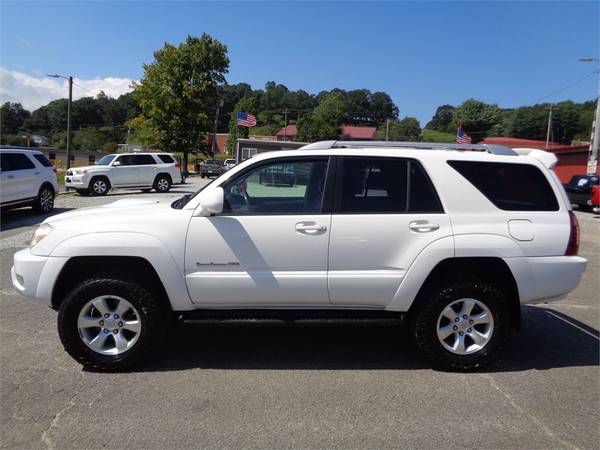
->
1, 102, 30, 135
425, 104, 455, 132
378, 117, 422, 141
296, 93, 345, 142
131, 33, 230, 167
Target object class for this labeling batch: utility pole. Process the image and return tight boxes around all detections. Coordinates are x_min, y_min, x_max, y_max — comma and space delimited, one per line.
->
211, 98, 224, 158
47, 74, 73, 169
545, 105, 553, 150
385, 118, 390, 141
577, 58, 600, 175
66, 76, 72, 169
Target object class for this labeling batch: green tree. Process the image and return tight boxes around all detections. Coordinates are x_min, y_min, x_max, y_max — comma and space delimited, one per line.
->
296, 93, 344, 142
131, 33, 230, 169
453, 99, 502, 142
1, 102, 30, 135
378, 117, 421, 141
425, 104, 455, 132
225, 95, 258, 155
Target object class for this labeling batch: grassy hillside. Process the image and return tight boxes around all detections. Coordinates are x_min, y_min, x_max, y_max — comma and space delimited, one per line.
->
422, 128, 455, 143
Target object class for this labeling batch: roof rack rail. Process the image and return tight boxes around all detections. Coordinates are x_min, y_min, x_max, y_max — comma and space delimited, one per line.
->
299, 140, 518, 156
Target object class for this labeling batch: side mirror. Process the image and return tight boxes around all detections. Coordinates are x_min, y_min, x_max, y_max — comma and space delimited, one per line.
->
113, 161, 122, 167
196, 187, 224, 216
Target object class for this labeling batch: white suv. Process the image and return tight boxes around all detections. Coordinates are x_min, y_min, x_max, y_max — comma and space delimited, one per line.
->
65, 152, 182, 195
1, 148, 58, 213
11, 141, 587, 371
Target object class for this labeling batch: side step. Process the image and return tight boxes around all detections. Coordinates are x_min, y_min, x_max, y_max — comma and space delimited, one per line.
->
178, 309, 405, 326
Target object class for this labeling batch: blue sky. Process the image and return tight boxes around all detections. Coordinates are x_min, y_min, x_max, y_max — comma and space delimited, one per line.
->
1, 1, 598, 125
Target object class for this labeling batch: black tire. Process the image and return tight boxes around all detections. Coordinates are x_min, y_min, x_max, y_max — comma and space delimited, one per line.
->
141, 188, 152, 193
200, 173, 206, 179
57, 275, 169, 371
154, 174, 171, 193
75, 189, 89, 196
409, 279, 512, 372
88, 176, 110, 196
33, 184, 55, 213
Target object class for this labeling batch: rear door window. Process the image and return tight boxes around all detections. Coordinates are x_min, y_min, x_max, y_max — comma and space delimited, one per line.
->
448, 161, 559, 211
132, 155, 157, 165
336, 157, 443, 214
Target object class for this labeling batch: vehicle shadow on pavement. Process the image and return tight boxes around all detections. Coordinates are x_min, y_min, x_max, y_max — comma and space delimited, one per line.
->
130, 305, 599, 373
0, 208, 73, 232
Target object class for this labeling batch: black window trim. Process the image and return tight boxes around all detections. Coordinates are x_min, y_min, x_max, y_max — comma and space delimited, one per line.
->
332, 155, 445, 215
0, 152, 36, 171
217, 155, 334, 216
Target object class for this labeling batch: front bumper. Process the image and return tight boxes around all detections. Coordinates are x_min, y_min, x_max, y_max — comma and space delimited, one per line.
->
11, 248, 69, 305
64, 175, 88, 189
504, 256, 588, 304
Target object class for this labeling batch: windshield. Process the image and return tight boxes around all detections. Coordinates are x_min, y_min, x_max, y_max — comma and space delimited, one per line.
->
205, 160, 221, 165
96, 154, 116, 165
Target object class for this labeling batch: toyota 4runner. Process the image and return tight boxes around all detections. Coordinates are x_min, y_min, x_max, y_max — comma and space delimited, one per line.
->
65, 152, 182, 196
11, 141, 588, 371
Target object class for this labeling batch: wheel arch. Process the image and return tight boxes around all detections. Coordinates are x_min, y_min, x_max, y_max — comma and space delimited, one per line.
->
408, 257, 521, 329
51, 256, 169, 311
38, 181, 55, 195
89, 174, 111, 188
154, 173, 172, 184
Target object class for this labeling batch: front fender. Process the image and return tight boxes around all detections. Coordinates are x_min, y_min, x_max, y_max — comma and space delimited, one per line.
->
50, 232, 194, 311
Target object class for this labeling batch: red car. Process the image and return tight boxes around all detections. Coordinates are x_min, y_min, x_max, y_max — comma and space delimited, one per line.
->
592, 184, 600, 214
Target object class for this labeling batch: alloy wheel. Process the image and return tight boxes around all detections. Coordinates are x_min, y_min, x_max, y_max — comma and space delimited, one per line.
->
77, 295, 142, 355
436, 298, 494, 355
92, 180, 108, 195
39, 189, 54, 212
157, 178, 169, 191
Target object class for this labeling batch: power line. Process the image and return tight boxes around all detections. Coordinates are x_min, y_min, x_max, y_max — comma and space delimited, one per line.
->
531, 69, 599, 105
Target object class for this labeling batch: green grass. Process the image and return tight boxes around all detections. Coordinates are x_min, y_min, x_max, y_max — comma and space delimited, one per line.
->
422, 128, 455, 143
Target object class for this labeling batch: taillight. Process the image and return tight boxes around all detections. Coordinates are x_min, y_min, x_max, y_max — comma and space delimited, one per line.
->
52, 168, 57, 174
175, 163, 181, 168
565, 210, 580, 256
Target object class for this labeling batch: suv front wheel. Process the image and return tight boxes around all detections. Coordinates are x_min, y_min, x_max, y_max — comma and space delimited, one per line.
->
89, 177, 110, 196
409, 279, 511, 371
57, 274, 168, 371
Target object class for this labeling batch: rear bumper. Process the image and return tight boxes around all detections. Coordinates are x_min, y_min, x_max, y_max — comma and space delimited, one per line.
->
11, 248, 68, 305
504, 256, 588, 304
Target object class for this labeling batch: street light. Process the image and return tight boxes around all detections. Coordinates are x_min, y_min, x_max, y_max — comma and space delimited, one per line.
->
47, 74, 73, 169
577, 57, 600, 174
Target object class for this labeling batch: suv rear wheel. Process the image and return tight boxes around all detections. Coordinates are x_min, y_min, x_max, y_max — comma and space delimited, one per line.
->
409, 279, 511, 371
33, 185, 55, 213
57, 275, 168, 371
154, 175, 171, 193
89, 177, 110, 196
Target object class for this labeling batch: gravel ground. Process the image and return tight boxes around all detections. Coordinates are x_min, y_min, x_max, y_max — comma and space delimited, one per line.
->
1, 185, 598, 449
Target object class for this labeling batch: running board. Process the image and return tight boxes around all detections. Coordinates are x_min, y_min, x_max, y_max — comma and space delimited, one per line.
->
178, 309, 405, 326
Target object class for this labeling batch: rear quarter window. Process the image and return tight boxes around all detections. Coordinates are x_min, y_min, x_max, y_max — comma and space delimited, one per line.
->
158, 154, 175, 163
448, 160, 559, 211
33, 154, 53, 167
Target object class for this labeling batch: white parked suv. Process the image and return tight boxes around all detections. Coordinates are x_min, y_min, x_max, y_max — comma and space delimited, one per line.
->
65, 152, 182, 196
1, 148, 58, 213
11, 141, 587, 371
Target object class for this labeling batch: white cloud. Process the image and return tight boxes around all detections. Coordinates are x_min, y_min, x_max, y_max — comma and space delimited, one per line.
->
0, 67, 135, 111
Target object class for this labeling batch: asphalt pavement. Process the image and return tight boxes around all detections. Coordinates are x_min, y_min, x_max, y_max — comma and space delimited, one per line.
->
1, 181, 598, 449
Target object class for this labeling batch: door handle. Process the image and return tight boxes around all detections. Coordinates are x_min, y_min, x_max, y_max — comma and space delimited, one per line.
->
409, 220, 440, 233
295, 222, 327, 234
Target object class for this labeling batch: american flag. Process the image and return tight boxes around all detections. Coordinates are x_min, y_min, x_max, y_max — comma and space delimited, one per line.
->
456, 121, 472, 144
237, 111, 257, 127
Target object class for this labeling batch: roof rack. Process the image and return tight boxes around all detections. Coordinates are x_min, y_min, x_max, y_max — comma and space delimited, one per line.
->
299, 140, 518, 156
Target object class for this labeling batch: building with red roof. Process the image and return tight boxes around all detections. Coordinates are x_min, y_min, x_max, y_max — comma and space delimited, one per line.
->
481, 137, 596, 182
276, 124, 378, 141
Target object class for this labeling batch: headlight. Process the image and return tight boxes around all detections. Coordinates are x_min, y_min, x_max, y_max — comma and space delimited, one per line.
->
73, 169, 87, 175
30, 223, 54, 248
